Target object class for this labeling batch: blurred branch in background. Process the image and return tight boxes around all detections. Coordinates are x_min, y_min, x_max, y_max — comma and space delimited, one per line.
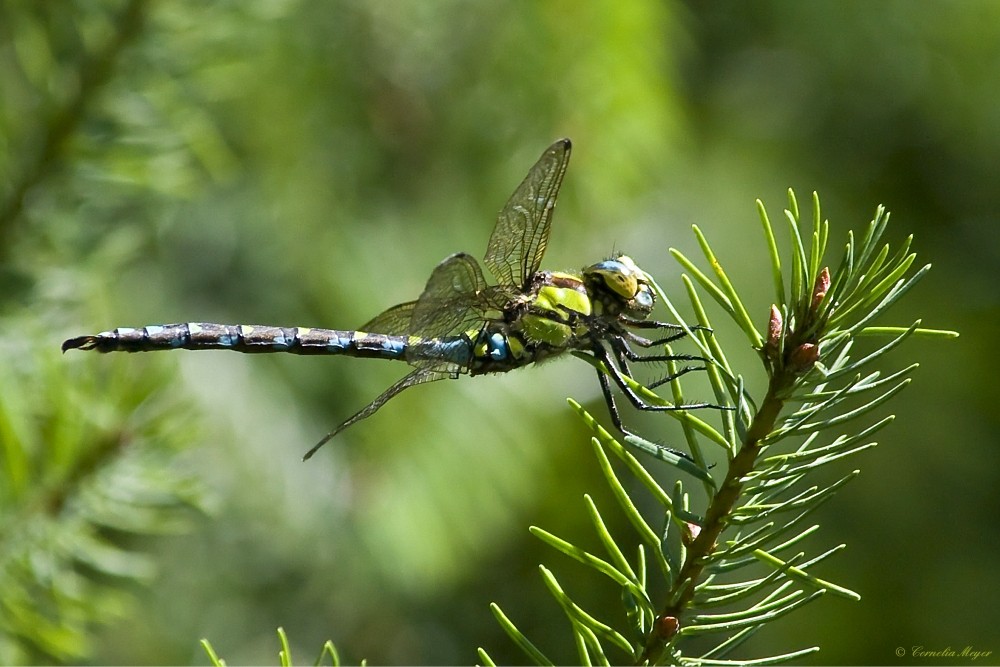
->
0, 0, 148, 251
0, 340, 206, 662
0, 2, 211, 662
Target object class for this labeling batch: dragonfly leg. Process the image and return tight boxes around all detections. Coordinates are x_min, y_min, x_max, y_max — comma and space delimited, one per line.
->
622, 329, 707, 351
617, 340, 709, 365
597, 344, 726, 414
623, 329, 689, 348
593, 363, 694, 462
608, 335, 709, 381
620, 319, 715, 349
613, 342, 704, 391
621, 318, 713, 335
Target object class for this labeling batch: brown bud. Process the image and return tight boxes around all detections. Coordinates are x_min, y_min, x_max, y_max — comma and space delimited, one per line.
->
682, 521, 702, 546
766, 305, 783, 349
789, 342, 820, 371
655, 615, 680, 641
811, 267, 831, 310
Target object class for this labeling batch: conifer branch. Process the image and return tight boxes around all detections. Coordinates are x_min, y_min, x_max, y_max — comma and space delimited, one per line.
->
492, 190, 957, 665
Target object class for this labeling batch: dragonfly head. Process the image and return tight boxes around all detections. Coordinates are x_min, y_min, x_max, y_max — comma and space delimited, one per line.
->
583, 255, 655, 318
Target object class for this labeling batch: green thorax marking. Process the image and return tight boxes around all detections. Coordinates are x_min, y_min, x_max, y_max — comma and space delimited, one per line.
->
508, 271, 593, 348
532, 271, 592, 318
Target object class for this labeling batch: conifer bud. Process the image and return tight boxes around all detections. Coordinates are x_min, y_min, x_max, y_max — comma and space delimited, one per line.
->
682, 521, 702, 546
789, 342, 820, 371
764, 305, 784, 364
766, 305, 783, 350
811, 267, 831, 310
655, 615, 680, 641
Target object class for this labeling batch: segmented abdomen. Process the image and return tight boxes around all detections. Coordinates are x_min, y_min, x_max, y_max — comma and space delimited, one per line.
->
61, 322, 437, 361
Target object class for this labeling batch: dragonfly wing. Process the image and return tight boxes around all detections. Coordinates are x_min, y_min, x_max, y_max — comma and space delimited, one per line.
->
361, 301, 417, 335
410, 252, 493, 337
302, 367, 451, 459
484, 139, 572, 288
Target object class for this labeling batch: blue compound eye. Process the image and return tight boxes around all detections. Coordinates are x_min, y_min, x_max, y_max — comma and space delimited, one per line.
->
590, 259, 623, 273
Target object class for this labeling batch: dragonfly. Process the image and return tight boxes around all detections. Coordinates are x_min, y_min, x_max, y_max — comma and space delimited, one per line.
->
63, 139, 716, 460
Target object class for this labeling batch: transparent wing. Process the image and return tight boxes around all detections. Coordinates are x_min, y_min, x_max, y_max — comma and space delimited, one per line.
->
483, 138, 572, 289
362, 301, 416, 335
362, 252, 510, 347
410, 251, 504, 338
303, 367, 451, 460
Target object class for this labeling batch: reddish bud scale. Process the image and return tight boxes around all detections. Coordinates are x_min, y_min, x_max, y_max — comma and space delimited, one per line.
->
655, 615, 680, 641
789, 342, 820, 371
682, 521, 702, 546
767, 305, 783, 349
812, 267, 831, 310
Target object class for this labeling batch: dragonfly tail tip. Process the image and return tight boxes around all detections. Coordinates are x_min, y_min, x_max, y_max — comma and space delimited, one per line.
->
62, 336, 97, 352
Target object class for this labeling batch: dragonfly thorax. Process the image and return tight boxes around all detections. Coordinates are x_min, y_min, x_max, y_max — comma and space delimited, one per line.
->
497, 271, 592, 349
583, 255, 656, 320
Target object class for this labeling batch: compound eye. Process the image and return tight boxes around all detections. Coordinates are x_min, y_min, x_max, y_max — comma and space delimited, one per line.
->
634, 287, 654, 310
604, 271, 638, 299
616, 255, 641, 273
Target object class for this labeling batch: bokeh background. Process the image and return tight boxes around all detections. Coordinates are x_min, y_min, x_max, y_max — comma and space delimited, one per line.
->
1, 1, 996, 664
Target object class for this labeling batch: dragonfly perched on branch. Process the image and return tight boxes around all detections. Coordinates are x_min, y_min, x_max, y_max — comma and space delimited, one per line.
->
64, 139, 719, 460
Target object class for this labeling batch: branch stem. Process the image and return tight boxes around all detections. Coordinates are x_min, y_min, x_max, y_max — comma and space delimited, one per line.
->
640, 369, 796, 664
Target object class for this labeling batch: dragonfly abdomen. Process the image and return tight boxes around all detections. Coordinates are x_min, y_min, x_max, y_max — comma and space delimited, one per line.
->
62, 322, 482, 370
61, 322, 420, 359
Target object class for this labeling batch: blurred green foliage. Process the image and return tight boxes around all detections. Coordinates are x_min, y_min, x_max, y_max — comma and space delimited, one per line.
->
0, 0, 994, 664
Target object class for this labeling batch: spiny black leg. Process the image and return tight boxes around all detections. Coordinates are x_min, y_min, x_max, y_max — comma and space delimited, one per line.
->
595, 363, 628, 434
609, 340, 704, 392
607, 338, 734, 409
597, 345, 722, 414
621, 319, 714, 349
613, 340, 635, 380
644, 365, 704, 390
593, 365, 693, 462
609, 334, 708, 368
625, 329, 715, 350
624, 330, 689, 348
622, 318, 713, 333
619, 346, 709, 365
